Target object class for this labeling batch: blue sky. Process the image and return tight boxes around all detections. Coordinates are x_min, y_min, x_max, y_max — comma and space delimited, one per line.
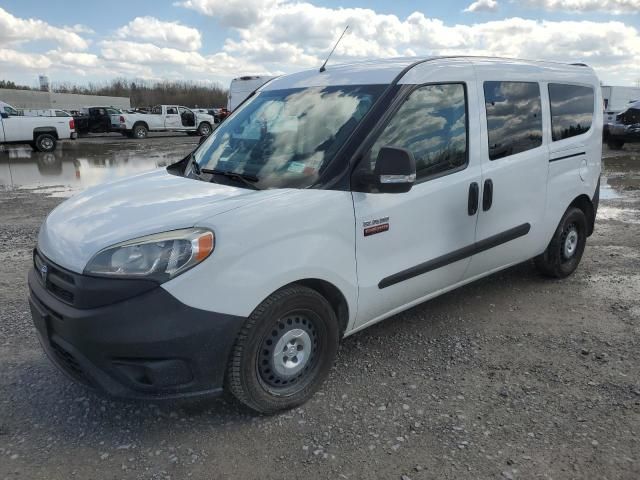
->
1, 0, 639, 87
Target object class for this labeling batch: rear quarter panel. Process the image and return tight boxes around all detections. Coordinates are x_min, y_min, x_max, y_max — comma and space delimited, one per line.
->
542, 74, 602, 246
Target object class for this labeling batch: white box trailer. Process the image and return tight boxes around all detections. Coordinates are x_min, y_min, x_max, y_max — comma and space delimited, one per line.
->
227, 76, 276, 111
602, 86, 640, 122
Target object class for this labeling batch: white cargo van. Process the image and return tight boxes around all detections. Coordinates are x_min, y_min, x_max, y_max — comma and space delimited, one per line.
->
29, 57, 602, 413
227, 75, 276, 111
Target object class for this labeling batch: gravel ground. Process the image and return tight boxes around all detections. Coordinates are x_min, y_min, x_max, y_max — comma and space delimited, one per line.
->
0, 139, 638, 480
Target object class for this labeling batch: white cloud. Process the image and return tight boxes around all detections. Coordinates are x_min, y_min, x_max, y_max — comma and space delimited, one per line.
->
518, 0, 640, 14
464, 0, 499, 12
0, 48, 52, 70
176, 0, 280, 28
115, 16, 202, 51
0, 7, 89, 50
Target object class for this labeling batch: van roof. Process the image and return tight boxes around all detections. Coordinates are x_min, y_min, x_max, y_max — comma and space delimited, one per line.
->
263, 56, 596, 90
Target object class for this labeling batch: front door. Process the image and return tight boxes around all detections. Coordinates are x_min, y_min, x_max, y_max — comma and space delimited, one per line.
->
464, 79, 549, 279
164, 106, 181, 129
352, 81, 482, 330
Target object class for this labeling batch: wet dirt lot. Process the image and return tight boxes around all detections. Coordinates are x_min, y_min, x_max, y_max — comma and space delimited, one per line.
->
0, 137, 638, 480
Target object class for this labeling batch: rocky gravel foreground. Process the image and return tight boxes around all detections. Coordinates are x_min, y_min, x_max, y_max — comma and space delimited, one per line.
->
0, 145, 638, 480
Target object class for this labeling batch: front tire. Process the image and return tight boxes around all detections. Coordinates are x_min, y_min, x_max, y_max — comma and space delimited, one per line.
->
534, 207, 587, 278
34, 133, 57, 152
197, 122, 212, 136
226, 285, 339, 414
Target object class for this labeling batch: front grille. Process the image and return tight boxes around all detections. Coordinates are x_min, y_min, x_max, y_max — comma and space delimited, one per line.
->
33, 250, 76, 305
50, 340, 94, 388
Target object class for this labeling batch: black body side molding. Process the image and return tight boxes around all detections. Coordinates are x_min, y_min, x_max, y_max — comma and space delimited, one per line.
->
378, 223, 531, 289
549, 152, 586, 162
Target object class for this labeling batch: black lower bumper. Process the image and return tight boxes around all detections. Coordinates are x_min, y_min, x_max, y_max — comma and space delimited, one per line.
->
28, 268, 245, 400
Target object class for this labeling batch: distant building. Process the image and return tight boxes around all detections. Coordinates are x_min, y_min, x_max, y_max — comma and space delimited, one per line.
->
39, 75, 50, 92
0, 88, 131, 111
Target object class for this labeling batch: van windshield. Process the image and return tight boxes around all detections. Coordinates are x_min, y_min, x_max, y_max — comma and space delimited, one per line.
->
192, 85, 384, 189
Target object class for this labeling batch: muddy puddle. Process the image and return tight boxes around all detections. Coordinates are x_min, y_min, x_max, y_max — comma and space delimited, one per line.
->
0, 136, 197, 197
1, 141, 639, 200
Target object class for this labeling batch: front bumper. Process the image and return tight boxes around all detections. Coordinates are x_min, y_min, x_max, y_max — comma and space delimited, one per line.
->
28, 266, 245, 400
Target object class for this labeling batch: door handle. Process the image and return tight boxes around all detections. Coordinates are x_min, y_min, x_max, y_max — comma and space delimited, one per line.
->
468, 182, 479, 215
483, 179, 493, 211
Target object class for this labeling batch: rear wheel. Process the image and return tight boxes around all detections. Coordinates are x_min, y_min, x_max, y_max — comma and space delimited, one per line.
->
132, 124, 148, 139
226, 285, 339, 414
607, 139, 624, 150
534, 207, 587, 278
34, 133, 57, 152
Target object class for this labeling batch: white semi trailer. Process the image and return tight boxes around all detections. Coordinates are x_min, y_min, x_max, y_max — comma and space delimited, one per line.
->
602, 86, 640, 122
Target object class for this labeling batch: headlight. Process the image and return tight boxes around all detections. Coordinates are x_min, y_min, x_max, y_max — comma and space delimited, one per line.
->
84, 228, 214, 282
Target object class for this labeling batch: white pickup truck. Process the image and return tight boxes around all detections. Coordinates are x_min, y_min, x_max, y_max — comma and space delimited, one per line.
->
117, 105, 215, 139
1, 101, 76, 152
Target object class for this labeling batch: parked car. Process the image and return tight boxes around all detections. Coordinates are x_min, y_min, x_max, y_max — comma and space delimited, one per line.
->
28, 57, 601, 413
21, 109, 73, 118
606, 100, 640, 149
117, 105, 214, 138
228, 76, 276, 111
73, 107, 122, 135
1, 101, 76, 152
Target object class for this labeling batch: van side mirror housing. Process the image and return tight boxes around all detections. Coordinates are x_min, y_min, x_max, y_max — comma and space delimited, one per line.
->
374, 146, 416, 193
0, 112, 8, 119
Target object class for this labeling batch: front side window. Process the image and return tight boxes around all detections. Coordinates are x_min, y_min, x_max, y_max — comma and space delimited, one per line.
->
166, 107, 178, 115
364, 83, 468, 181
548, 84, 594, 141
193, 85, 383, 189
3, 105, 20, 116
484, 81, 542, 160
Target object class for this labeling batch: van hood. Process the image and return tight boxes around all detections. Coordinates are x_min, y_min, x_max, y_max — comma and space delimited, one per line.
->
37, 169, 286, 273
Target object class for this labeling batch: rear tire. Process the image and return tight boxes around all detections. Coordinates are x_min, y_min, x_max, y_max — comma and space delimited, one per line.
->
534, 207, 587, 278
226, 285, 339, 414
607, 139, 624, 150
34, 133, 57, 152
132, 124, 148, 139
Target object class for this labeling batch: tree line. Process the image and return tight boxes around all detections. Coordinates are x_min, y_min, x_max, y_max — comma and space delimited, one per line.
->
0, 78, 228, 108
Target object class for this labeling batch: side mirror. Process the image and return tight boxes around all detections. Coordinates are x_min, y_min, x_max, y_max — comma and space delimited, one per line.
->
0, 112, 9, 119
198, 135, 208, 145
374, 146, 416, 193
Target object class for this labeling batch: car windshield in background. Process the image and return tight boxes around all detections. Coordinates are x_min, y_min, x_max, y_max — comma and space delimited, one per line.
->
192, 85, 384, 189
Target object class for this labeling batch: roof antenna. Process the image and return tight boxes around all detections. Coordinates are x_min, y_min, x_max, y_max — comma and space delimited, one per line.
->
320, 25, 349, 73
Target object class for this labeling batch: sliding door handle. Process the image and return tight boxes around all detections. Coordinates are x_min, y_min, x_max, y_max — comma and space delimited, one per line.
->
468, 182, 479, 215
483, 179, 493, 211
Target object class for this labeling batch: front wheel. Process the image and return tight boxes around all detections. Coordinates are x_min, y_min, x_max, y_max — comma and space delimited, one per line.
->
197, 122, 212, 136
226, 285, 339, 414
534, 207, 587, 278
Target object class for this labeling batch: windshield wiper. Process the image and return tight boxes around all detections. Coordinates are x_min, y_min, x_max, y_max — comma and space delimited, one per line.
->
201, 169, 261, 190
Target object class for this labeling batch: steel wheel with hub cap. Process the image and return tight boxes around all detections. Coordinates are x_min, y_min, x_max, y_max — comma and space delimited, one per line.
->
535, 206, 588, 278
226, 285, 339, 413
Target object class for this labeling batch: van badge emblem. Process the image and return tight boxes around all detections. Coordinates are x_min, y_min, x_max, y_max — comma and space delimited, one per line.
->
40, 264, 48, 283
363, 216, 390, 237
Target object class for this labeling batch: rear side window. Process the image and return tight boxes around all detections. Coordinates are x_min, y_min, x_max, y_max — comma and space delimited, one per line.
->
368, 83, 468, 181
548, 84, 594, 141
484, 81, 542, 160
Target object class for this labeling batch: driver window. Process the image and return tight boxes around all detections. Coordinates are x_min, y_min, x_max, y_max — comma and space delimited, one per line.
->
166, 107, 178, 115
367, 83, 468, 182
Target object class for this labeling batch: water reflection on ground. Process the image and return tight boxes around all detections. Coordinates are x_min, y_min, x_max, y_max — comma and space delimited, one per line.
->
0, 137, 198, 197
1, 140, 638, 199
